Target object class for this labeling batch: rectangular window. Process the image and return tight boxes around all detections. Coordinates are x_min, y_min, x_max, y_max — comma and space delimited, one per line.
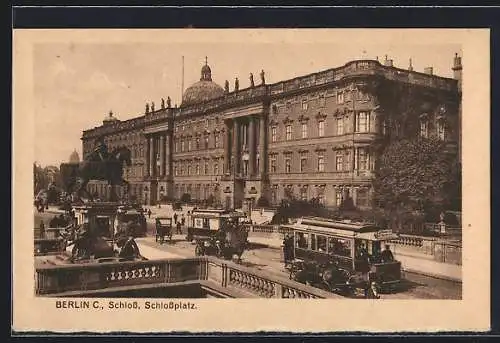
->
356, 189, 369, 207
335, 191, 342, 206
358, 148, 369, 170
196, 164, 200, 175
318, 191, 325, 205
215, 135, 220, 148
300, 154, 307, 172
204, 162, 209, 175
437, 121, 446, 140
337, 91, 344, 104
420, 121, 428, 138
181, 140, 185, 152
319, 94, 326, 107
328, 237, 351, 257
285, 158, 291, 173
356, 112, 369, 133
302, 99, 308, 110
271, 189, 277, 204
195, 137, 200, 150
318, 120, 325, 137
300, 188, 308, 201
187, 165, 191, 175
270, 158, 277, 173
204, 136, 209, 149
286, 125, 292, 141
174, 166, 178, 176
271, 126, 277, 142
336, 118, 344, 135
318, 154, 325, 172
188, 140, 192, 151
301, 123, 308, 139
336, 154, 343, 171
214, 163, 219, 175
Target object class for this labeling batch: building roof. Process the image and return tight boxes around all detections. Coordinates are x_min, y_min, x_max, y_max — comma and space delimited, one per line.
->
181, 61, 224, 107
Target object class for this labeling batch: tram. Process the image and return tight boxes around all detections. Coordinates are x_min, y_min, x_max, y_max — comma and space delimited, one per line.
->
283, 217, 402, 295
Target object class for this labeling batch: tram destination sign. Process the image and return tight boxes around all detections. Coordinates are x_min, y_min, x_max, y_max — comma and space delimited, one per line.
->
374, 229, 396, 240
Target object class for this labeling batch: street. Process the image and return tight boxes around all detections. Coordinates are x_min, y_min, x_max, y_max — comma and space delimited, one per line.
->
34, 209, 462, 300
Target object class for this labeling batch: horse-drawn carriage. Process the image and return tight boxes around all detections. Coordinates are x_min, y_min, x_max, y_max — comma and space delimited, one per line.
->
58, 203, 145, 263
188, 209, 249, 263
116, 206, 147, 237
283, 217, 402, 298
155, 217, 173, 244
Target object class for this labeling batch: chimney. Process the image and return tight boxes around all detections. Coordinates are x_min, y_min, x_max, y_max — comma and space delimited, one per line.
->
424, 67, 434, 75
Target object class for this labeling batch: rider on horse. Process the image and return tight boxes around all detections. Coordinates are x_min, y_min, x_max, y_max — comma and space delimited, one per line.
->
92, 136, 109, 162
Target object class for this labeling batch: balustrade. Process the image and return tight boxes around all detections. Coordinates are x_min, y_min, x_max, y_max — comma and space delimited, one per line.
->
35, 256, 337, 298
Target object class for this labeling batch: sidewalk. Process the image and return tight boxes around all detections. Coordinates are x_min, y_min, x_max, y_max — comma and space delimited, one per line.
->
246, 237, 462, 282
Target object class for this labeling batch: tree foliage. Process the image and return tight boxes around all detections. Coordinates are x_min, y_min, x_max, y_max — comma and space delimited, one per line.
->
373, 137, 459, 212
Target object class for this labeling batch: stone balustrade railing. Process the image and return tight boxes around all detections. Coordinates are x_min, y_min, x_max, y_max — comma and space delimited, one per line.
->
35, 256, 338, 298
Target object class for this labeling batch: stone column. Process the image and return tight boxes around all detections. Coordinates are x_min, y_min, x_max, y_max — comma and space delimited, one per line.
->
149, 137, 155, 177
248, 117, 256, 176
146, 137, 151, 177
159, 135, 165, 176
232, 119, 240, 175
165, 133, 171, 176
224, 121, 231, 174
259, 114, 267, 175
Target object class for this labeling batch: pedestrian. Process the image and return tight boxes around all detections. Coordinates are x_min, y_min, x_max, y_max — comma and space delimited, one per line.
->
176, 221, 182, 235
380, 244, 394, 263
148, 209, 152, 219
181, 214, 186, 227
173, 213, 178, 224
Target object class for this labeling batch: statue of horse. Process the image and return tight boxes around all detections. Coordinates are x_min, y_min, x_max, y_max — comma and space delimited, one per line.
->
60, 146, 132, 202
62, 223, 115, 262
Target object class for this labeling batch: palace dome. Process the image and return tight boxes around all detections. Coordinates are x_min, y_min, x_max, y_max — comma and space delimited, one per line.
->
69, 149, 80, 164
181, 60, 224, 107
103, 110, 119, 124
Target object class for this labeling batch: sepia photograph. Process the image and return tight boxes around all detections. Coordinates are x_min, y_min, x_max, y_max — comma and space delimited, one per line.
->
13, 28, 490, 333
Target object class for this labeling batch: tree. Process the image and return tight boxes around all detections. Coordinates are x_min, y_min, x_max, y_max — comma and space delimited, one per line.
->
373, 137, 459, 230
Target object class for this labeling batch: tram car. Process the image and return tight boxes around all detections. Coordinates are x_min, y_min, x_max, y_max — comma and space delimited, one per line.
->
187, 209, 248, 262
155, 217, 173, 244
283, 217, 402, 295
116, 206, 147, 237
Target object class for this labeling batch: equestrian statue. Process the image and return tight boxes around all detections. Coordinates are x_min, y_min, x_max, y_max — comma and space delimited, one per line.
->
60, 137, 132, 202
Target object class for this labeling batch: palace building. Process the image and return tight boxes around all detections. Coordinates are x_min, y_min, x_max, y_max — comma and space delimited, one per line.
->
81, 54, 462, 209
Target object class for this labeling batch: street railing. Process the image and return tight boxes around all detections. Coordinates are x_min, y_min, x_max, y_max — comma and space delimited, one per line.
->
35, 256, 338, 298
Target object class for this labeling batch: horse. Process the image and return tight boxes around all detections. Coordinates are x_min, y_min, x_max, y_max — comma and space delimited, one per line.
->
60, 146, 132, 202
63, 223, 115, 261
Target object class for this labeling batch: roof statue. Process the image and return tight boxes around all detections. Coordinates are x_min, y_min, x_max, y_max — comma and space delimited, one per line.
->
260, 69, 265, 85
234, 77, 239, 92
224, 80, 229, 93
250, 73, 254, 87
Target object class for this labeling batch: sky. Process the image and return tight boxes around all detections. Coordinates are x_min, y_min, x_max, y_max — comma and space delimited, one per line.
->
32, 30, 461, 167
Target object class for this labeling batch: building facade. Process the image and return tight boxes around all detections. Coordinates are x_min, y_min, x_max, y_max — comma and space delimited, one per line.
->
82, 55, 462, 209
